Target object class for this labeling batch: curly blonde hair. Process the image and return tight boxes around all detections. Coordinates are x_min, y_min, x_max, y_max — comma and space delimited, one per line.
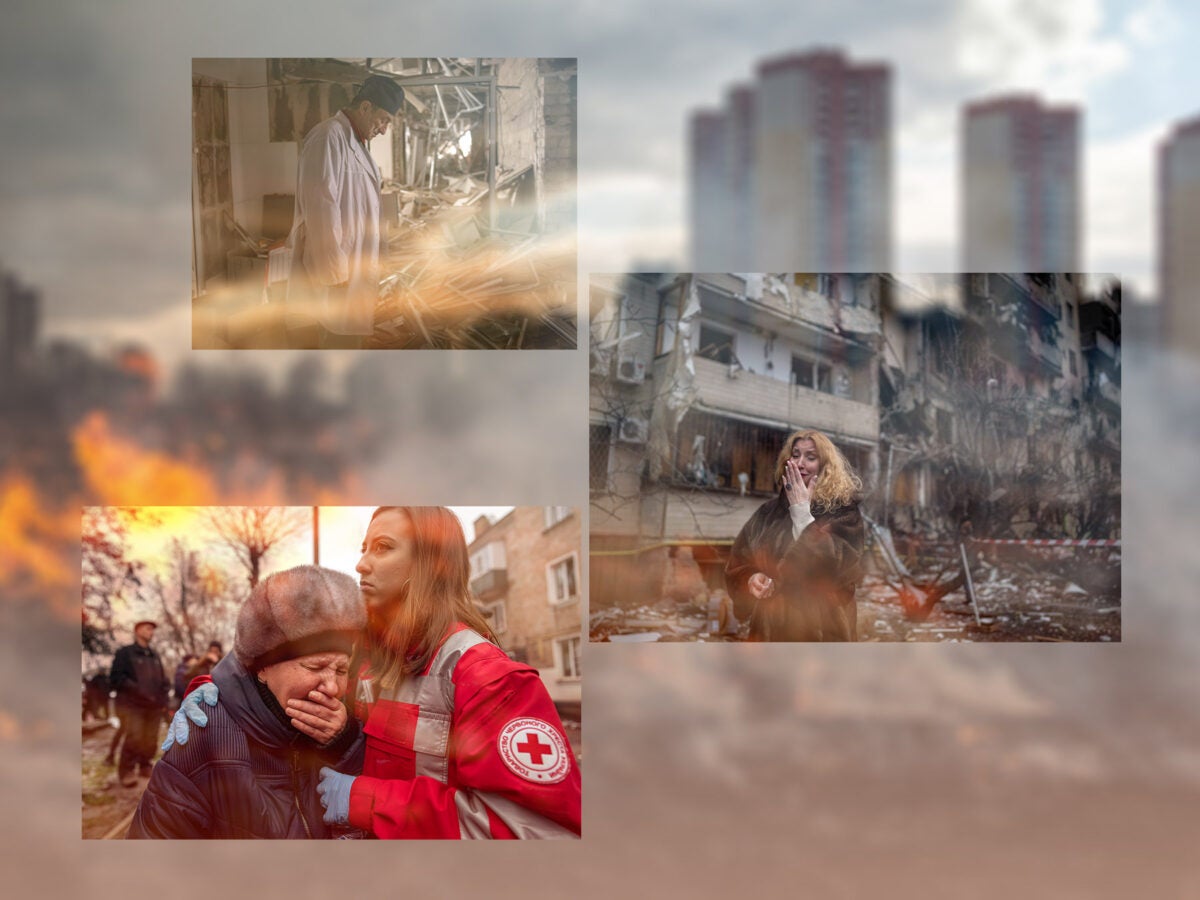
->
773, 430, 863, 513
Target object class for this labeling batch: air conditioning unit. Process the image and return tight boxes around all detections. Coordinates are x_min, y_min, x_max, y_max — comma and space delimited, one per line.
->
616, 352, 646, 384
617, 416, 649, 444
589, 346, 612, 377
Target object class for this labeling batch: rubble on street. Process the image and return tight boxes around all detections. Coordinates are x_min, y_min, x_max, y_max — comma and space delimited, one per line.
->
589, 549, 1121, 642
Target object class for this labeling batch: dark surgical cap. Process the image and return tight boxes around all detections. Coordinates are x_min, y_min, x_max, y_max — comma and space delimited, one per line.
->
355, 75, 406, 115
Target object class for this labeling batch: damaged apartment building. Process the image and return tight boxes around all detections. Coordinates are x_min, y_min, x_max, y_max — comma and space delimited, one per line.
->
589, 273, 881, 608
879, 273, 1120, 545
191, 57, 577, 349
590, 272, 1121, 612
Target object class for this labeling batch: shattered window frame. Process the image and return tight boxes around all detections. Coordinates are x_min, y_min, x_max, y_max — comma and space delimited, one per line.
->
697, 322, 736, 365
790, 354, 834, 394
673, 409, 788, 495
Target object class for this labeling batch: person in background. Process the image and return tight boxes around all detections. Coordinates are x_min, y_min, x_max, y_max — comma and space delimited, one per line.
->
171, 655, 199, 711
725, 430, 866, 641
186, 641, 223, 682
129, 566, 363, 839
109, 620, 170, 787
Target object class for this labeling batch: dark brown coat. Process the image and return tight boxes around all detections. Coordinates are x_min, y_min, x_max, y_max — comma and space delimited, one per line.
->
725, 493, 866, 641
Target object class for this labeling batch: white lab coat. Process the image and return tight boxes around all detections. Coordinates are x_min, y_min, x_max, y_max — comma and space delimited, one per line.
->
286, 110, 381, 335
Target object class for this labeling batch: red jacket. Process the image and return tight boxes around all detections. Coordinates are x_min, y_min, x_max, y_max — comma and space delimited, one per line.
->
348, 625, 581, 839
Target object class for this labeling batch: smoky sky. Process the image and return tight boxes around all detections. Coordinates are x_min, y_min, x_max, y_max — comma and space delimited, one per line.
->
3, 0, 1186, 321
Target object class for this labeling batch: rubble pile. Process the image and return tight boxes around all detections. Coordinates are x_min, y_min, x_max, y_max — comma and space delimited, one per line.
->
859, 550, 1121, 642
368, 175, 575, 349
590, 602, 735, 643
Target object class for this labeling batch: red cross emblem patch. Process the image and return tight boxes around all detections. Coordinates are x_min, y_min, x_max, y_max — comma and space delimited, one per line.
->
498, 717, 571, 784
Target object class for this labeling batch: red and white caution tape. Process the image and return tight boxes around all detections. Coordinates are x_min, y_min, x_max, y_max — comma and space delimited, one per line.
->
970, 538, 1120, 547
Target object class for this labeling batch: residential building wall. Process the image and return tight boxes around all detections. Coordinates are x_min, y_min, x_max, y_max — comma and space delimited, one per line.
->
878, 274, 1116, 540
469, 507, 581, 705
539, 59, 577, 236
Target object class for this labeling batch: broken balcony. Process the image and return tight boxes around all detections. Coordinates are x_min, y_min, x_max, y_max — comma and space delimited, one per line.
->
662, 354, 879, 444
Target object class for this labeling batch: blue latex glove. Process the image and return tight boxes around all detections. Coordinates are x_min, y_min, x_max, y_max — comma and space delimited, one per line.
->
161, 682, 219, 751
317, 766, 356, 825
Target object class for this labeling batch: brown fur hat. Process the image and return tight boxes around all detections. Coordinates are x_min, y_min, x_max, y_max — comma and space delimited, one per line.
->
234, 565, 365, 671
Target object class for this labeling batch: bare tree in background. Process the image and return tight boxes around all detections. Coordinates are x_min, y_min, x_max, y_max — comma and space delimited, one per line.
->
81, 508, 159, 662
204, 507, 309, 589
152, 538, 240, 658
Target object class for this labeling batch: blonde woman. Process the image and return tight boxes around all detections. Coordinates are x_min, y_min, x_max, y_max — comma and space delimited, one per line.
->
725, 430, 866, 641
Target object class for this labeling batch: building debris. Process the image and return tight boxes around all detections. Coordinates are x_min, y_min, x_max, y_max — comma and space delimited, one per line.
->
365, 160, 574, 349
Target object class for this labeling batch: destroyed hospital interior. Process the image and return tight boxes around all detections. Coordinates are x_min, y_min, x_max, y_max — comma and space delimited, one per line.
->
191, 58, 577, 349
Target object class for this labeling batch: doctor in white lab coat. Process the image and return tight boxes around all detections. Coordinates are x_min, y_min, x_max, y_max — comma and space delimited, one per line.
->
285, 75, 405, 348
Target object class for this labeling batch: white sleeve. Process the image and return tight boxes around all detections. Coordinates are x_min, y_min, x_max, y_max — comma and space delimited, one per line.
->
297, 127, 349, 286
789, 502, 814, 539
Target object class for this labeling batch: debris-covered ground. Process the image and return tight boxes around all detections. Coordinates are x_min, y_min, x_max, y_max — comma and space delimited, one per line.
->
81, 720, 150, 840
590, 548, 1121, 642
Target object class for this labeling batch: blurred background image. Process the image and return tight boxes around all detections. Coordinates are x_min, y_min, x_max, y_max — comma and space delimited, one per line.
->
1, 0, 1198, 896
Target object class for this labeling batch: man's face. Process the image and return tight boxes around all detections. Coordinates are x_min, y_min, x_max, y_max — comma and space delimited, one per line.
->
362, 102, 392, 140
134, 623, 155, 644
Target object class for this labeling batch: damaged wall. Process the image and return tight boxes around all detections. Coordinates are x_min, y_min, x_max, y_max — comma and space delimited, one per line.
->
496, 58, 543, 225
194, 59, 299, 283
540, 59, 577, 234
191, 71, 232, 290
496, 58, 578, 235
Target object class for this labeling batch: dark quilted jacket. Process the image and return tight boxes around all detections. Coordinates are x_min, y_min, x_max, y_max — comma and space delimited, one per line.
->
128, 655, 361, 839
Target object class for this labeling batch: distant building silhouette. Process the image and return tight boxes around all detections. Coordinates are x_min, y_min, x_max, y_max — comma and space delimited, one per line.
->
1, 270, 40, 385
962, 95, 1080, 272
1159, 114, 1200, 354
689, 49, 892, 272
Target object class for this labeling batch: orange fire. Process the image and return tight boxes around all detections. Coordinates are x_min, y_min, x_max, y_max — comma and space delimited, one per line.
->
72, 411, 218, 506
1, 411, 357, 625
0, 475, 82, 612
